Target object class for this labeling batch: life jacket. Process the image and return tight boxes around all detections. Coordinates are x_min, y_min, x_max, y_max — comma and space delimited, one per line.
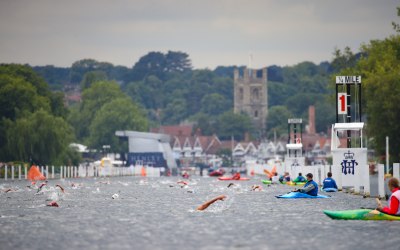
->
323, 178, 337, 189
388, 189, 400, 215
304, 180, 318, 196
232, 173, 241, 180
295, 176, 306, 183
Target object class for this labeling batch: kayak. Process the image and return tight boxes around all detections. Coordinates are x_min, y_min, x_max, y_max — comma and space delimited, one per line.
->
218, 177, 250, 181
286, 181, 306, 186
322, 187, 338, 192
323, 209, 400, 221
262, 179, 272, 184
276, 192, 330, 199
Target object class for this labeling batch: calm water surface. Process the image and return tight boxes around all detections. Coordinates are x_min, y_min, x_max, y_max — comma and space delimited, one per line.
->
0, 176, 398, 250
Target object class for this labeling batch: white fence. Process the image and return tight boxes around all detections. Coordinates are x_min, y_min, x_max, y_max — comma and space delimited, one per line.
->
0, 164, 161, 180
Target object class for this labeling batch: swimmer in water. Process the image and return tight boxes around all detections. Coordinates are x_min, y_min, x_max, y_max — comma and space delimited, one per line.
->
197, 195, 226, 211
55, 184, 65, 193
251, 185, 262, 191
227, 183, 235, 188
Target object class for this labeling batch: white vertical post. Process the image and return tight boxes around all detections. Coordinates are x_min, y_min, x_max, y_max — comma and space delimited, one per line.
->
46, 166, 49, 179
362, 162, 370, 196
386, 136, 389, 175
18, 165, 21, 180
52, 166, 54, 179
354, 167, 360, 194
332, 164, 342, 191
11, 166, 14, 180
5, 165, 7, 180
393, 163, 399, 180
24, 166, 27, 179
378, 164, 385, 198
41, 166, 44, 177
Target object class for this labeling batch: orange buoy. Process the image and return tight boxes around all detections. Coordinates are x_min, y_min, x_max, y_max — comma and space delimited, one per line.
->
141, 166, 147, 177
27, 165, 46, 181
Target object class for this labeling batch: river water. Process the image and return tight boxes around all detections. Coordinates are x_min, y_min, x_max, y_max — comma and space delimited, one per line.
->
0, 176, 398, 250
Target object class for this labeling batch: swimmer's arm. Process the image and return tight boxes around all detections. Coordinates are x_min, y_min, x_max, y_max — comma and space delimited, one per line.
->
197, 195, 226, 211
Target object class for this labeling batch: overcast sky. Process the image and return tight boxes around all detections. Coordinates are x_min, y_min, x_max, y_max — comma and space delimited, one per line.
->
0, 0, 398, 69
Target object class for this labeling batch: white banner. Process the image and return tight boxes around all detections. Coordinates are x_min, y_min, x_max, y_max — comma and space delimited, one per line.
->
332, 148, 367, 188
285, 157, 305, 176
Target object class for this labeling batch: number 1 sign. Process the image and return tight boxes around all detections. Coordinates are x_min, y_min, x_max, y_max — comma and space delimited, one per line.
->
338, 92, 347, 115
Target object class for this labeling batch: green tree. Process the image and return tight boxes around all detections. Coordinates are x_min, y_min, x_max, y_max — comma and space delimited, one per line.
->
161, 98, 188, 125
0, 64, 69, 162
191, 112, 217, 136
70, 59, 113, 84
356, 35, 400, 162
201, 93, 231, 116
4, 110, 74, 165
130, 52, 166, 81
87, 98, 148, 151
81, 70, 108, 90
285, 93, 325, 117
266, 106, 293, 139
165, 51, 192, 72
216, 111, 254, 141
71, 81, 126, 140
0, 75, 50, 121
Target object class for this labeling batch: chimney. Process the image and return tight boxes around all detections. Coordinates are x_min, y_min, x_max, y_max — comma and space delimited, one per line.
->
308, 106, 316, 134
244, 132, 250, 142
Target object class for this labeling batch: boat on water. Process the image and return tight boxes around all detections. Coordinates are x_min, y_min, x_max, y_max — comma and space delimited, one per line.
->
324, 209, 400, 221
276, 192, 330, 199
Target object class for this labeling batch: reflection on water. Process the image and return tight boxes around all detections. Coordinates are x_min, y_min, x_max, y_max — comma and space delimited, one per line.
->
0, 176, 398, 250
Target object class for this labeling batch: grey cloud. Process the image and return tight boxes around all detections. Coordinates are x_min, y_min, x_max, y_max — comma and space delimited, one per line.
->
0, 0, 398, 69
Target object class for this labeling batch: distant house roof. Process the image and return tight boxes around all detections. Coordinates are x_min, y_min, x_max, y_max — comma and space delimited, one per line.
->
171, 134, 222, 155
150, 125, 193, 137
65, 93, 81, 103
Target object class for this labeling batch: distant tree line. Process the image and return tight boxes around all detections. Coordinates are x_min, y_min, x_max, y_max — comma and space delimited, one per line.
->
32, 50, 336, 142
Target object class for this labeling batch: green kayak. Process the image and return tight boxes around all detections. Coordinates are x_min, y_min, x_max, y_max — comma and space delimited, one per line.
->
262, 179, 272, 184
324, 209, 400, 221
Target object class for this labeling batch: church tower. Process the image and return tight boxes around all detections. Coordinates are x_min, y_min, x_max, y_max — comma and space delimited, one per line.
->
234, 67, 268, 137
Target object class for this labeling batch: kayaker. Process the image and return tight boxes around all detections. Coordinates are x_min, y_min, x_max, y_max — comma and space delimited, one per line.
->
197, 195, 226, 211
279, 172, 291, 183
294, 173, 318, 196
271, 172, 280, 184
231, 172, 241, 180
293, 173, 306, 183
322, 172, 338, 190
376, 177, 400, 215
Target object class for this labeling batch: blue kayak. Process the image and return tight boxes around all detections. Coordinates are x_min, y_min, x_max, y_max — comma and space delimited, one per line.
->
276, 192, 330, 199
322, 187, 338, 192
